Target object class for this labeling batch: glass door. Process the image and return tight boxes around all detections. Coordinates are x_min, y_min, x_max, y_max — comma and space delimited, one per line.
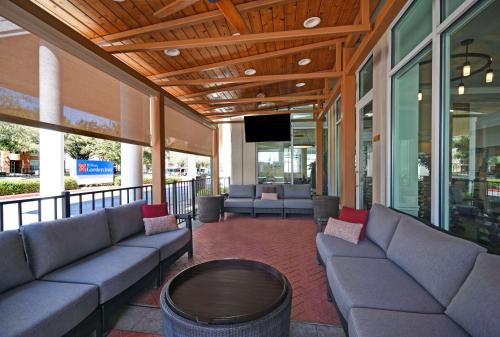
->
357, 103, 374, 209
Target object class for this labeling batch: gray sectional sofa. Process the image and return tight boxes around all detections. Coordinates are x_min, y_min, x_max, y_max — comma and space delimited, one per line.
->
224, 184, 313, 217
316, 203, 500, 337
0, 200, 192, 337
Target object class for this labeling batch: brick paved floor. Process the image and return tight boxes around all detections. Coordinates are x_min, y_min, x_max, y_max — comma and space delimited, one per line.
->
129, 213, 340, 325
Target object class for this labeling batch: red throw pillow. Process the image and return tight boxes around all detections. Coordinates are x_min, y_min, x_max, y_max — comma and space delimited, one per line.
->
141, 203, 168, 218
338, 207, 370, 240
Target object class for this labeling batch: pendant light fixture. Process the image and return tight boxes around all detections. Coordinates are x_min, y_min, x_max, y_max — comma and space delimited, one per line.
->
458, 81, 465, 95
486, 68, 494, 83
461, 39, 473, 77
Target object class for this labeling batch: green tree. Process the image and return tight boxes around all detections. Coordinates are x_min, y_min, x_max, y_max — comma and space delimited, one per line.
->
64, 134, 95, 159
93, 138, 121, 165
0, 121, 38, 153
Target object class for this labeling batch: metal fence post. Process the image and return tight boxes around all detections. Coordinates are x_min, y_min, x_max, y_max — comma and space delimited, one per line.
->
191, 179, 196, 218
61, 191, 71, 218
173, 181, 178, 215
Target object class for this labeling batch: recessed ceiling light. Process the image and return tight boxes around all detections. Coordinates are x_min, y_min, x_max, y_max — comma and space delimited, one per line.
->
113, 0, 126, 2
296, 82, 306, 87
164, 48, 180, 57
303, 17, 321, 28
298, 58, 311, 66
244, 68, 256, 76
232, 32, 241, 36
256, 92, 265, 98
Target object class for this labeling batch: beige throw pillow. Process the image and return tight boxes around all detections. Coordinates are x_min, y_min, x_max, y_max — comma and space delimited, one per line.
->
261, 192, 278, 200
324, 217, 363, 244
144, 215, 178, 236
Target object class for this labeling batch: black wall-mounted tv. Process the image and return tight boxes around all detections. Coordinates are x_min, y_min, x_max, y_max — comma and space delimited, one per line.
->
244, 114, 291, 143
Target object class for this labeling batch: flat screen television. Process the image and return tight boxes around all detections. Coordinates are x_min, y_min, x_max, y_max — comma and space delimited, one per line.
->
244, 114, 291, 142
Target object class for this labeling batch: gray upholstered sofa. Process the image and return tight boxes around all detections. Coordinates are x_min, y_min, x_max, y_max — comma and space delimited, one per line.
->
0, 200, 192, 337
223, 184, 313, 217
316, 203, 500, 337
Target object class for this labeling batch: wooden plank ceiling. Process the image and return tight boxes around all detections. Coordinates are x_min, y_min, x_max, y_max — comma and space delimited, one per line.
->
30, 0, 374, 121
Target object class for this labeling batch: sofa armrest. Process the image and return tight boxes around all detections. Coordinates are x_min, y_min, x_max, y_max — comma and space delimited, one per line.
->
175, 213, 192, 231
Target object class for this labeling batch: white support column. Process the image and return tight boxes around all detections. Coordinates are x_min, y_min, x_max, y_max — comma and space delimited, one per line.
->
121, 143, 143, 200
39, 41, 64, 198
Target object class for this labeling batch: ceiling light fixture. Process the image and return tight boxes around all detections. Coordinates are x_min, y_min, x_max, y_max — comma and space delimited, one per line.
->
365, 112, 373, 117
304, 17, 321, 28
461, 39, 473, 77
458, 81, 465, 95
256, 92, 265, 98
164, 48, 180, 57
486, 68, 494, 83
296, 82, 306, 87
232, 32, 241, 36
298, 58, 311, 66
417, 89, 423, 101
244, 68, 256, 76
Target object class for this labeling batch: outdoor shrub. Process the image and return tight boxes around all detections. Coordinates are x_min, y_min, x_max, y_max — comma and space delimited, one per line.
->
0, 179, 39, 195
64, 177, 79, 190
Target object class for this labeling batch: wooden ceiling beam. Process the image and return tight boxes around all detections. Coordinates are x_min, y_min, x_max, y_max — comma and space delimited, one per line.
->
319, 81, 341, 119
150, 38, 344, 80
103, 25, 370, 53
345, 0, 380, 48
202, 109, 321, 117
176, 81, 281, 99
187, 95, 326, 105
153, 0, 199, 19
216, 0, 252, 34
91, 0, 296, 44
160, 71, 341, 86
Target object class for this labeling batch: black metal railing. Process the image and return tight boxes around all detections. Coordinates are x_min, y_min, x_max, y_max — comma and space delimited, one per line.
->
0, 177, 230, 231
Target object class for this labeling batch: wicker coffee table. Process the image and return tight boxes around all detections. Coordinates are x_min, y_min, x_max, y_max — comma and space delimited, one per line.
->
160, 259, 292, 337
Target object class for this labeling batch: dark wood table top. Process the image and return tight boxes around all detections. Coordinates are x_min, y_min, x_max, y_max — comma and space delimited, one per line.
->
165, 259, 288, 324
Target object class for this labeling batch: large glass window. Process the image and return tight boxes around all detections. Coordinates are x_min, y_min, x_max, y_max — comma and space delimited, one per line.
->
359, 56, 374, 98
292, 128, 316, 184
392, 47, 432, 221
257, 142, 291, 184
442, 0, 465, 20
359, 103, 373, 210
442, 0, 500, 253
392, 0, 432, 66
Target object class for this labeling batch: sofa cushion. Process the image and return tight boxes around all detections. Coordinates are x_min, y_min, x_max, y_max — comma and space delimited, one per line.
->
0, 280, 98, 337
141, 203, 168, 218
0, 231, 34, 294
43, 246, 158, 304
348, 308, 470, 337
117, 228, 190, 260
324, 218, 363, 245
387, 215, 486, 307
326, 257, 443, 319
21, 209, 111, 278
365, 204, 401, 251
228, 185, 255, 198
283, 184, 311, 199
283, 198, 313, 209
316, 233, 386, 262
253, 199, 284, 209
338, 207, 369, 240
106, 200, 147, 244
446, 253, 500, 337
256, 184, 284, 199
224, 198, 254, 208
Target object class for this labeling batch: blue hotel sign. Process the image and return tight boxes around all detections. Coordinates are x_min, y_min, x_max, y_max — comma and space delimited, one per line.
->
76, 160, 114, 176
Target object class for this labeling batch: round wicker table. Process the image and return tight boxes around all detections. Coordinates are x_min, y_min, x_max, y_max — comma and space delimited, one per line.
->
161, 259, 292, 337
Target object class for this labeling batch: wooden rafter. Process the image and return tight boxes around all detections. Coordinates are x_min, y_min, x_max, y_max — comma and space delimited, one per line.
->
202, 109, 321, 117
216, 0, 252, 34
102, 25, 370, 53
150, 39, 344, 80
153, 0, 199, 19
91, 0, 296, 43
176, 81, 281, 99
319, 81, 341, 119
160, 71, 341, 86
186, 95, 326, 105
